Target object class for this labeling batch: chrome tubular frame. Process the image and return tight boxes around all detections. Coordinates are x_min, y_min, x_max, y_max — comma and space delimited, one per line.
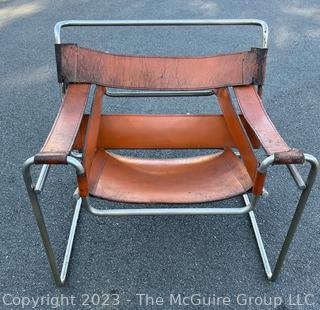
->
247, 154, 318, 281
23, 19, 318, 286
23, 151, 318, 285
22, 156, 85, 286
105, 89, 215, 97
81, 194, 259, 216
54, 19, 268, 46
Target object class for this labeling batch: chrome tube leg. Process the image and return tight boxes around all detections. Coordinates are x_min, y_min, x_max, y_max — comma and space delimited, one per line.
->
271, 155, 318, 281
287, 164, 306, 190
243, 194, 272, 279
22, 157, 83, 286
34, 164, 51, 194
60, 198, 82, 283
246, 154, 318, 281
249, 210, 272, 279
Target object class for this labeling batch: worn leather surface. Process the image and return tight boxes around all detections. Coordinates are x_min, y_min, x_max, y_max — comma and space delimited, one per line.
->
56, 44, 267, 90
234, 85, 290, 155
233, 85, 306, 194
88, 148, 252, 203
252, 171, 266, 196
77, 174, 89, 197
83, 85, 105, 175
274, 149, 305, 165
34, 83, 90, 164
36, 48, 275, 201
73, 114, 261, 150
217, 87, 258, 180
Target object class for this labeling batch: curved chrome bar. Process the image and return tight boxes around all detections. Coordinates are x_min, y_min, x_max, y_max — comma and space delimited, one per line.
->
258, 153, 319, 174
70, 150, 83, 159
258, 154, 275, 173
22, 156, 36, 174
22, 156, 84, 286
304, 153, 319, 168
22, 150, 317, 283
66, 156, 85, 176
23, 156, 85, 193
81, 193, 260, 216
249, 152, 318, 281
22, 156, 85, 175
54, 19, 268, 48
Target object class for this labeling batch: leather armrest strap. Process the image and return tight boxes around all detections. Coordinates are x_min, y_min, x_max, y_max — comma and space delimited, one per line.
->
34, 84, 91, 164
274, 149, 305, 165
234, 85, 305, 165
234, 85, 289, 155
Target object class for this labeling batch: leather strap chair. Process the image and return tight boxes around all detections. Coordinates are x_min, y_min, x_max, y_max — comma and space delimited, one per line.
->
23, 19, 318, 286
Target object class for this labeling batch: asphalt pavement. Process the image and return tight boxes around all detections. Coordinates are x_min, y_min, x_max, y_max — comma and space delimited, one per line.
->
0, 0, 320, 309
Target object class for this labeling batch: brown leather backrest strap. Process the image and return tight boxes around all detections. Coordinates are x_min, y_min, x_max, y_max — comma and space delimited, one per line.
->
34, 84, 91, 164
56, 44, 267, 90
216, 87, 258, 180
233, 85, 290, 155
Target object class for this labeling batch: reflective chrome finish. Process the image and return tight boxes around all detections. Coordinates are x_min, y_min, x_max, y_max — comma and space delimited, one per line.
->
248, 210, 273, 279
246, 153, 318, 281
106, 89, 215, 97
258, 154, 275, 173
60, 198, 81, 284
287, 164, 306, 190
54, 19, 268, 47
22, 151, 318, 285
82, 195, 259, 216
22, 19, 319, 286
34, 164, 50, 194
22, 156, 84, 286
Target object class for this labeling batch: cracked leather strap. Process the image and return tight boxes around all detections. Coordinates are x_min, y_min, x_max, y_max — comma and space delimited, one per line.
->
234, 85, 290, 155
274, 148, 305, 165
234, 85, 305, 164
56, 44, 267, 89
34, 83, 90, 164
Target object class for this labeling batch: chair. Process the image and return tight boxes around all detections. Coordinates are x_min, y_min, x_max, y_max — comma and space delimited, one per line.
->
23, 19, 318, 286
